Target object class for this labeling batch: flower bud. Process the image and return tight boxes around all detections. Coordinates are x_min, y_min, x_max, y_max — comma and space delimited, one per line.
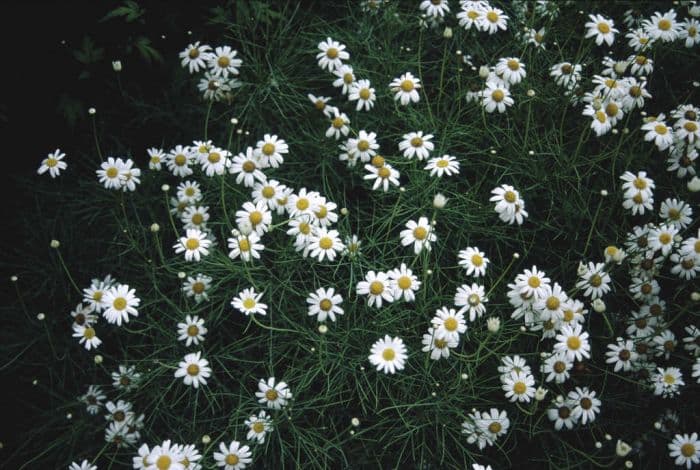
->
616, 440, 632, 457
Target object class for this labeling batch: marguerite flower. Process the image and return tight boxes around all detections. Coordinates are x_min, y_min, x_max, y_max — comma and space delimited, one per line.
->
307, 228, 344, 262
425, 155, 460, 177
642, 115, 674, 150
73, 323, 102, 350
307, 287, 343, 322
431, 307, 467, 342
644, 9, 681, 43
213, 441, 252, 470
555, 323, 591, 362
502, 370, 535, 402
458, 247, 489, 277
236, 201, 272, 237
478, 5, 508, 34
182, 273, 212, 303
348, 79, 376, 111
177, 315, 207, 347
332, 64, 355, 94
669, 433, 700, 469
495, 57, 526, 85
368, 335, 407, 374
208, 45, 242, 77
174, 228, 211, 262
179, 41, 212, 73
363, 162, 400, 191
245, 410, 272, 445
166, 145, 194, 178
316, 37, 349, 72
231, 288, 267, 316
97, 157, 125, 189
228, 231, 264, 262
254, 134, 288, 169
356, 270, 394, 308
454, 283, 488, 321
255, 377, 292, 409
388, 263, 421, 302
37, 149, 67, 178
482, 81, 513, 113
102, 284, 140, 326
422, 327, 458, 360
326, 109, 350, 140
389, 72, 421, 105
399, 131, 434, 160
400, 216, 436, 254
174, 351, 211, 388
585, 13, 618, 46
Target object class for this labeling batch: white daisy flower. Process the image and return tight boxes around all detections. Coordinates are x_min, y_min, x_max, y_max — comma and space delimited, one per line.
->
651, 366, 684, 398
182, 273, 212, 303
421, 327, 458, 360
332, 64, 355, 94
514, 265, 550, 300
326, 108, 350, 140
495, 57, 526, 85
368, 335, 408, 374
478, 408, 509, 445
454, 283, 488, 321
425, 155, 460, 177
399, 131, 434, 160
502, 370, 535, 402
245, 410, 272, 444
174, 351, 211, 388
316, 37, 349, 72
255, 377, 292, 409
207, 45, 242, 77
400, 216, 436, 254
37, 149, 67, 178
232, 288, 267, 316
102, 284, 140, 326
389, 72, 421, 105
307, 93, 333, 116
547, 397, 578, 430
307, 228, 344, 262
356, 270, 394, 308
228, 231, 264, 262
648, 224, 679, 256
644, 9, 681, 43
166, 145, 194, 178
555, 323, 591, 362
69, 460, 97, 470
550, 62, 582, 89
541, 352, 573, 384
680, 18, 700, 47
668, 433, 700, 469
176, 180, 203, 204
72, 323, 101, 350
179, 41, 212, 73
431, 307, 467, 342
584, 13, 618, 46
477, 5, 508, 34
97, 157, 126, 189
348, 79, 376, 111
213, 440, 252, 470
641, 115, 674, 150
229, 147, 266, 188
307, 287, 343, 322
575, 262, 611, 300
388, 263, 421, 302
568, 387, 601, 425
112, 364, 141, 391
605, 339, 638, 372
236, 201, 272, 237
174, 228, 211, 262
177, 315, 207, 347
199, 146, 230, 177
482, 81, 513, 113
458, 247, 489, 277
181, 205, 210, 230
254, 134, 288, 169
363, 162, 400, 192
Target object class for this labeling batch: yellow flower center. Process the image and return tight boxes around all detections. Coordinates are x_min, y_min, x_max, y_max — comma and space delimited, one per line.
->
413, 227, 428, 240
315, 99, 326, 110
191, 213, 204, 225
217, 56, 230, 68
315, 205, 328, 219
377, 167, 391, 179
299, 222, 311, 235
632, 193, 644, 204
239, 238, 250, 252
249, 211, 263, 226
93, 291, 103, 302
332, 117, 344, 129
488, 422, 502, 433
681, 443, 696, 457
689, 27, 698, 37
663, 373, 676, 384
400, 80, 414, 92
326, 47, 338, 59
553, 361, 566, 373
468, 294, 480, 306
589, 274, 602, 287
444, 317, 458, 331
410, 137, 423, 147
659, 233, 671, 245
46, 158, 58, 168
265, 389, 278, 401
84, 327, 96, 339
597, 22, 610, 34
186, 238, 200, 250
436, 159, 449, 168
319, 299, 333, 311
513, 381, 527, 394
262, 186, 275, 198
156, 455, 172, 470
635, 55, 647, 65
685, 121, 698, 133
187, 364, 199, 376
605, 102, 618, 117
225, 454, 239, 465
527, 276, 541, 288
359, 88, 371, 100
486, 11, 499, 23
545, 296, 560, 310
471, 254, 483, 266
397, 276, 412, 290
262, 143, 275, 155
567, 336, 581, 350
658, 19, 671, 31
343, 73, 353, 84
253, 421, 265, 433
467, 10, 479, 20
357, 140, 370, 152
188, 48, 199, 59
382, 348, 395, 361
174, 154, 187, 166
187, 325, 199, 336
507, 59, 519, 71
318, 236, 333, 250
113, 297, 127, 311
491, 89, 505, 102
107, 167, 119, 178
629, 86, 641, 97
435, 338, 447, 348
296, 198, 310, 211
371, 155, 385, 168
192, 282, 205, 294
504, 191, 517, 203
595, 111, 607, 123
633, 177, 648, 189
654, 124, 668, 135
369, 281, 384, 295
243, 298, 256, 309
